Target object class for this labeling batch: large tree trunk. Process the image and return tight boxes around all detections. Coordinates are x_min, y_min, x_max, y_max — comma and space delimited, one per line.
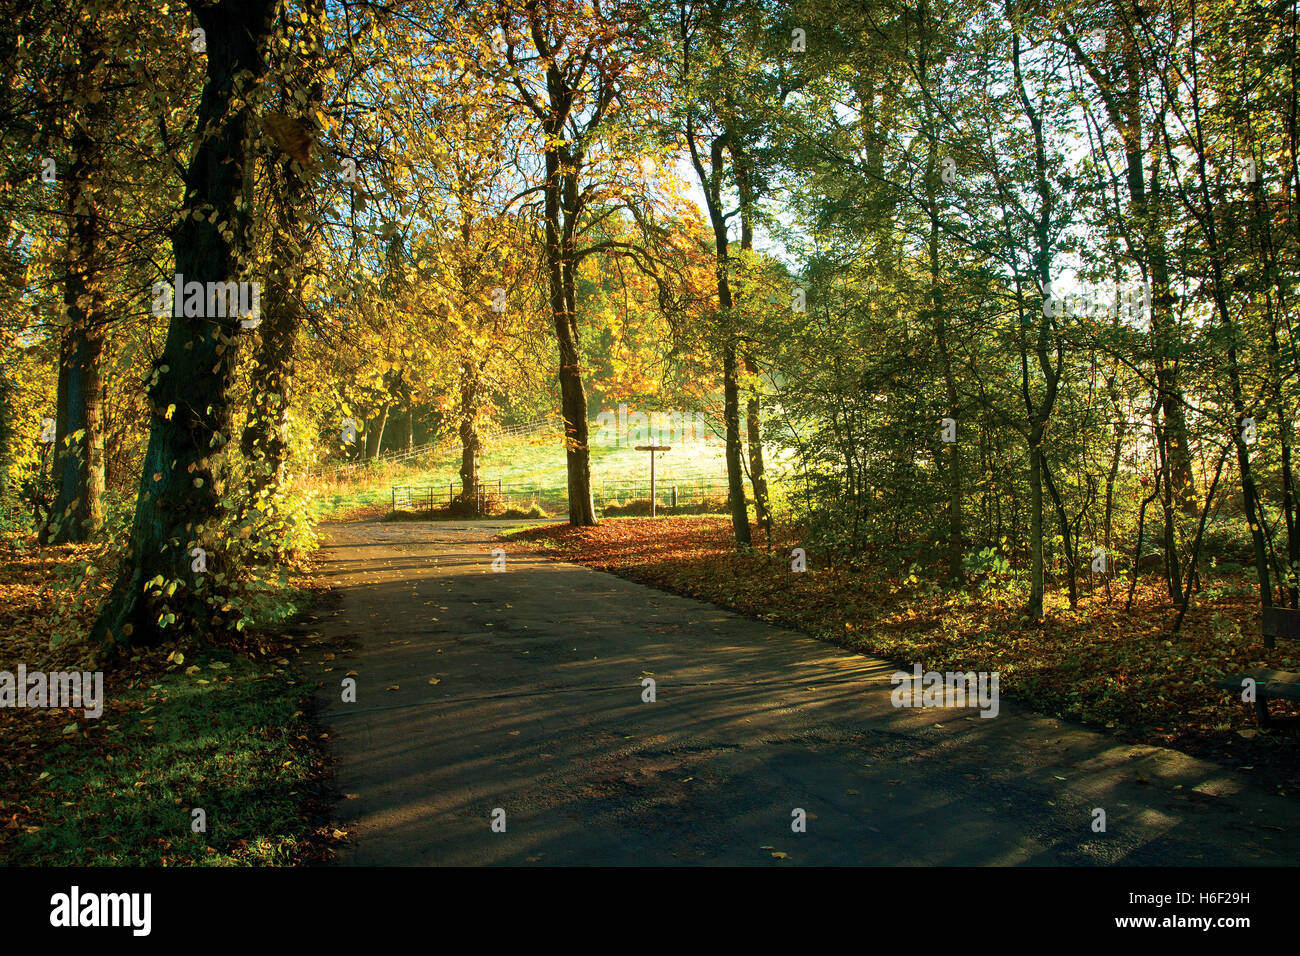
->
545, 147, 596, 526
49, 319, 105, 544
47, 21, 108, 544
92, 0, 278, 650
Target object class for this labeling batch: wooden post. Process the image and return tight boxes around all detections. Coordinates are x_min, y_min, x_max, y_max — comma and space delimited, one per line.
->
634, 444, 671, 518
672, 485, 677, 509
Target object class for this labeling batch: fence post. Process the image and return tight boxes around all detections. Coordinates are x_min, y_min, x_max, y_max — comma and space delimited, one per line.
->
449, 483, 453, 507
672, 485, 677, 509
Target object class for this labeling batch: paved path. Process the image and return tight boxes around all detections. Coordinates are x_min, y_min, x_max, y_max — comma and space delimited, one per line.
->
307, 518, 1300, 866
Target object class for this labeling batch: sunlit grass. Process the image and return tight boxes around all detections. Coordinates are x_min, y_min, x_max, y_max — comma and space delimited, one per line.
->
307, 430, 738, 519
12, 654, 324, 866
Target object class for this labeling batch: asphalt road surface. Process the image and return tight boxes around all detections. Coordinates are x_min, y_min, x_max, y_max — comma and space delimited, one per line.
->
306, 518, 1300, 866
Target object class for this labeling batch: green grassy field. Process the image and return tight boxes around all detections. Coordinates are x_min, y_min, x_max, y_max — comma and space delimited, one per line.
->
309, 427, 740, 518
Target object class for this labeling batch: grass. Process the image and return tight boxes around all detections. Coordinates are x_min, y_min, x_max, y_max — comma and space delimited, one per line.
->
0, 533, 340, 866
307, 427, 737, 520
8, 651, 333, 866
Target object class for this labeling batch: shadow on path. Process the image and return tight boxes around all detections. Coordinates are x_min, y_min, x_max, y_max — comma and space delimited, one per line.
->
305, 518, 1299, 866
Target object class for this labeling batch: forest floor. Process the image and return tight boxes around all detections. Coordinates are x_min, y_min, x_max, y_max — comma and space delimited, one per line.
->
504, 517, 1300, 795
301, 516, 1299, 865
0, 536, 342, 864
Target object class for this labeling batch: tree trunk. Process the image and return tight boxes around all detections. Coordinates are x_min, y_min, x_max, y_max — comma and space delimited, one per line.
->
1102, 375, 1125, 601
743, 354, 770, 535
458, 359, 481, 507
1041, 456, 1078, 609
1149, 243, 1194, 503
1011, 26, 1062, 621
49, 319, 105, 544
732, 144, 770, 537
92, 0, 278, 650
1156, 422, 1183, 603
723, 335, 750, 545
688, 125, 750, 547
542, 137, 596, 526
1224, 322, 1273, 605
715, 234, 749, 547
1029, 442, 1045, 620
367, 405, 389, 460
47, 22, 108, 544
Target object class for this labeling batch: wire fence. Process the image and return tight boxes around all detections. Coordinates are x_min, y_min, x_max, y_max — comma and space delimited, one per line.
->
390, 475, 733, 516
310, 414, 563, 479
315, 411, 736, 518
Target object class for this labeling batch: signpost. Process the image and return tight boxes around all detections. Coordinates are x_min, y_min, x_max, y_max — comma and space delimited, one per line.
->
634, 444, 671, 517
